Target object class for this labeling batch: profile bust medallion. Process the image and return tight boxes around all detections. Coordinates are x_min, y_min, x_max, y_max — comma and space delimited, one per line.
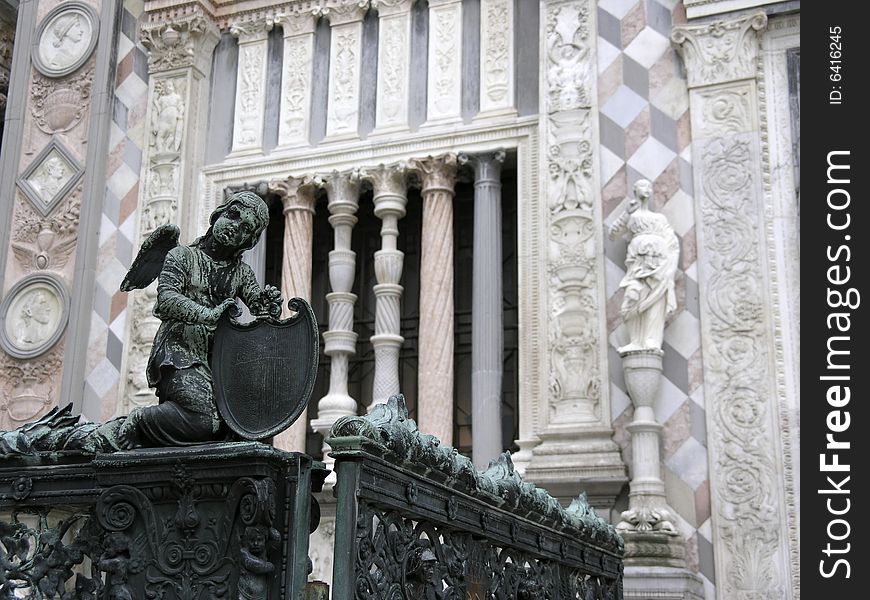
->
32, 2, 100, 78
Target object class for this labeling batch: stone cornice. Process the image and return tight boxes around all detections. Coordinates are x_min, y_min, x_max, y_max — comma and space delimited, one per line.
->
671, 11, 768, 88
144, 0, 324, 31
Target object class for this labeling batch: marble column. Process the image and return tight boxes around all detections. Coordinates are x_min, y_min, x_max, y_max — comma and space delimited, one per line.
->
522, 0, 626, 509
275, 8, 321, 148
409, 154, 457, 445
229, 18, 273, 156
425, 0, 463, 125
458, 150, 505, 469
371, 0, 414, 133
477, 0, 515, 118
119, 13, 220, 414
268, 175, 317, 453
365, 164, 408, 409
310, 169, 361, 468
323, 1, 370, 140
673, 12, 796, 600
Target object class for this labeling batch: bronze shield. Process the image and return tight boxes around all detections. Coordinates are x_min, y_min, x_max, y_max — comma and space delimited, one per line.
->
211, 297, 319, 440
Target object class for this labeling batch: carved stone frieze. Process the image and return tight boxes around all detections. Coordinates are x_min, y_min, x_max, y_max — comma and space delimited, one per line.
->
671, 12, 768, 89
545, 0, 592, 113
426, 0, 462, 122
275, 9, 321, 146
140, 10, 220, 75
231, 24, 269, 151
0, 346, 63, 430
374, 5, 411, 130
31, 63, 95, 134
694, 83, 756, 138
479, 0, 513, 112
696, 135, 783, 598
325, 15, 364, 137
545, 108, 599, 423
10, 186, 82, 273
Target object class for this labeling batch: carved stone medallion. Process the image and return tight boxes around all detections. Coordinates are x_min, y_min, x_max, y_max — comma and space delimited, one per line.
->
0, 273, 70, 359
17, 137, 84, 216
32, 1, 99, 78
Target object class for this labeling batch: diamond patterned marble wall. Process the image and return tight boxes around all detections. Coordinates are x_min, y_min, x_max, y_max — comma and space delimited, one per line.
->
597, 1, 714, 597
82, 0, 148, 421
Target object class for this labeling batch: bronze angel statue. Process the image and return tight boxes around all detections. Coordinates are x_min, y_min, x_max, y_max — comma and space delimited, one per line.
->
0, 191, 293, 455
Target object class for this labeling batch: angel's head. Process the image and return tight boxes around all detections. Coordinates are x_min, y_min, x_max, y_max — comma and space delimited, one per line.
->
206, 191, 269, 256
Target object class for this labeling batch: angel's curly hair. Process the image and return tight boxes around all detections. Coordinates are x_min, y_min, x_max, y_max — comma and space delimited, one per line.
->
203, 191, 270, 256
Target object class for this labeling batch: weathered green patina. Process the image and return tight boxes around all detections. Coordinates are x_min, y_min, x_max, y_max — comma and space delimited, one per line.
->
326, 395, 624, 599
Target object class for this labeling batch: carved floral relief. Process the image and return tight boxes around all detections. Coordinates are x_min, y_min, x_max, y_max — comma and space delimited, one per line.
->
481, 0, 511, 106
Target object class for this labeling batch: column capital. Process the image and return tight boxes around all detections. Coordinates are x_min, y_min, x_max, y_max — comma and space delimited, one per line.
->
140, 10, 220, 75
316, 169, 362, 214
371, 0, 415, 17
671, 11, 768, 89
458, 150, 506, 184
269, 175, 317, 214
229, 17, 275, 43
323, 0, 371, 26
409, 154, 458, 194
274, 7, 323, 37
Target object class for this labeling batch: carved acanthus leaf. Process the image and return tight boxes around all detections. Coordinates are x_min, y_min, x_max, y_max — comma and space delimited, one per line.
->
671, 11, 768, 89
140, 12, 219, 74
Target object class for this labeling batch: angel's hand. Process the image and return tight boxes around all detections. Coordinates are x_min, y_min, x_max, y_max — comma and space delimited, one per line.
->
204, 298, 237, 325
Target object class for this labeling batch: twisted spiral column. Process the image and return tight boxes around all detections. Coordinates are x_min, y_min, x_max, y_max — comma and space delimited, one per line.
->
311, 170, 362, 454
268, 175, 317, 452
366, 164, 409, 410
409, 154, 458, 445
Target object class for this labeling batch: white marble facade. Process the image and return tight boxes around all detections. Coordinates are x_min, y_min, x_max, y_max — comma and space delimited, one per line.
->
0, 0, 799, 598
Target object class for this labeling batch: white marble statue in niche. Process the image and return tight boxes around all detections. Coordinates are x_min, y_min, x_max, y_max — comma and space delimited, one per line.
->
608, 179, 679, 353
39, 12, 90, 71
152, 80, 185, 154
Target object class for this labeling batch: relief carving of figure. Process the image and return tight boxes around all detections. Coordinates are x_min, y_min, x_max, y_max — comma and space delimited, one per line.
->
238, 525, 278, 599
29, 156, 68, 203
14, 290, 53, 347
152, 81, 184, 154
608, 179, 679, 352
97, 533, 135, 600
404, 544, 440, 600
45, 14, 86, 70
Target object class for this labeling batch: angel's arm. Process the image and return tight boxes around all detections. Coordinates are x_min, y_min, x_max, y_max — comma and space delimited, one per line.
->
153, 248, 231, 325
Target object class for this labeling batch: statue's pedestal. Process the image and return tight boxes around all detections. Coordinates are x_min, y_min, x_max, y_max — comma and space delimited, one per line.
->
0, 442, 327, 599
623, 565, 704, 600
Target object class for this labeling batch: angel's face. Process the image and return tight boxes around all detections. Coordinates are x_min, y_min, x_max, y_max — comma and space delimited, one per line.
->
212, 202, 259, 249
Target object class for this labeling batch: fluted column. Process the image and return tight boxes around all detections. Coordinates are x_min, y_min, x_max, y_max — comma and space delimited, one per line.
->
409, 154, 457, 444
310, 170, 361, 457
478, 0, 515, 118
119, 13, 220, 414
459, 150, 505, 468
324, 1, 370, 140
365, 163, 409, 409
229, 18, 273, 155
268, 175, 317, 452
371, 0, 414, 133
275, 8, 321, 148
425, 0, 463, 125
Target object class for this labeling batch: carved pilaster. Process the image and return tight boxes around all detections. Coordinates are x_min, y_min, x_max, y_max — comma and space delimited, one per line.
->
673, 11, 795, 600
371, 0, 414, 133
323, 1, 370, 140
425, 0, 463, 125
408, 154, 457, 445
522, 0, 626, 509
229, 18, 274, 155
478, 0, 515, 118
364, 163, 408, 409
119, 11, 220, 415
275, 8, 322, 148
310, 169, 361, 467
268, 175, 318, 453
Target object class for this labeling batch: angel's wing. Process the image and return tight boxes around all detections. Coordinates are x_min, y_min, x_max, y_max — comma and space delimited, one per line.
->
120, 224, 180, 292
10, 241, 35, 269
